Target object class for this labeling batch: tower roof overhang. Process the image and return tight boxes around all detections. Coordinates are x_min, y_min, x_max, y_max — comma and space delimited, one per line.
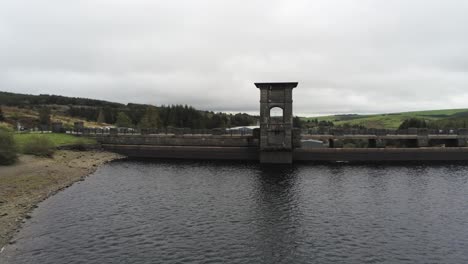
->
254, 82, 298, 89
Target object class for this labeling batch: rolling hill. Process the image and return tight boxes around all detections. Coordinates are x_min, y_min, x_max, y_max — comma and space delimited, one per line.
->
2, 90, 468, 130
303, 109, 468, 129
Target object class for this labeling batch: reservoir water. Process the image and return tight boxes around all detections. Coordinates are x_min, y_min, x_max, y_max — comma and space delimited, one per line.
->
2, 160, 468, 263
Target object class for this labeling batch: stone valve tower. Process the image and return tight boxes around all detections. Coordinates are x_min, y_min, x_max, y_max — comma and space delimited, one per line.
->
255, 82, 298, 164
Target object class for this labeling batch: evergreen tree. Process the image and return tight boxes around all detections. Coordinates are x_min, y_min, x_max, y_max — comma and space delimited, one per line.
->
38, 107, 51, 125
97, 108, 106, 123
103, 106, 116, 124
293, 116, 303, 128
139, 106, 161, 128
115, 112, 133, 128
207, 113, 227, 128
399, 118, 427, 130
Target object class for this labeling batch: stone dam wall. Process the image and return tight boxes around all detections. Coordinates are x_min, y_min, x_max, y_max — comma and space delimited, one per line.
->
92, 134, 259, 147
293, 148, 468, 162
91, 134, 468, 162
103, 145, 260, 161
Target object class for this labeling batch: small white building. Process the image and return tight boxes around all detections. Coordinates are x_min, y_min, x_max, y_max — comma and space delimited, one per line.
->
301, 139, 326, 148
226, 126, 259, 132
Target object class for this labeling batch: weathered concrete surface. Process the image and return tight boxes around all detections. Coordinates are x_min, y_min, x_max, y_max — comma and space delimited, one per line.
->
294, 148, 468, 162
102, 144, 468, 162
255, 82, 298, 164
302, 134, 468, 140
303, 134, 468, 148
256, 82, 297, 152
259, 151, 293, 164
90, 133, 468, 162
92, 134, 259, 147
102, 145, 259, 160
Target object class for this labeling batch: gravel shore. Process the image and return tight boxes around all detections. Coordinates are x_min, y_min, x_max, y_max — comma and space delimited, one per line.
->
0, 150, 123, 248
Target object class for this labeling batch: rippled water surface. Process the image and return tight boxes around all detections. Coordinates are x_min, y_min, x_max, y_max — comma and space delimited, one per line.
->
2, 160, 468, 263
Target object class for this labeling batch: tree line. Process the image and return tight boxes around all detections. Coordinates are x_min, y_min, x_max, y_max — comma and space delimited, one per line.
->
0, 91, 123, 108
398, 117, 468, 130
0, 91, 258, 129
69, 104, 257, 129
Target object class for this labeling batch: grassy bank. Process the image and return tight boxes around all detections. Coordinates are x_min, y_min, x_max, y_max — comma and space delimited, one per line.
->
1, 132, 97, 165
14, 133, 96, 153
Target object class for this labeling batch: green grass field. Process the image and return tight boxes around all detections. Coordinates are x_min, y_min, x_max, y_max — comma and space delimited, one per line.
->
302, 108, 468, 129
14, 133, 96, 152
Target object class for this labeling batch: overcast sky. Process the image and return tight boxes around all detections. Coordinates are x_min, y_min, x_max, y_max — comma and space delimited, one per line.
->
1, 0, 468, 116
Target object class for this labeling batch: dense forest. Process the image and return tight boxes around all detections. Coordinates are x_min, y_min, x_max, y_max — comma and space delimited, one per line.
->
0, 91, 258, 129
0, 91, 123, 108
68, 104, 257, 129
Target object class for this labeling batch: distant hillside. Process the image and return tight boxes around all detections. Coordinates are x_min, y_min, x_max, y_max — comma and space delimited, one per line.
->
0, 91, 258, 129
303, 109, 468, 129
3, 90, 466, 130
0, 91, 124, 108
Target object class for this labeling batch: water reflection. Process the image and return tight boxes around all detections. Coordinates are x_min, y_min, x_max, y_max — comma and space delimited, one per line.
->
1, 161, 468, 264
252, 165, 302, 262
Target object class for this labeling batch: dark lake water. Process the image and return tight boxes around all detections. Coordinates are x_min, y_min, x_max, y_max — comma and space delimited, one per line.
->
2, 160, 468, 263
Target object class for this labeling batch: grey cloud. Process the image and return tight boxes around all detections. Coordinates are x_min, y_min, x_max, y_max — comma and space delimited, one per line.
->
1, 0, 468, 115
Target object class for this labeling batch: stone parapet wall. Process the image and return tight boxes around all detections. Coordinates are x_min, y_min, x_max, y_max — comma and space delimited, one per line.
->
92, 134, 259, 147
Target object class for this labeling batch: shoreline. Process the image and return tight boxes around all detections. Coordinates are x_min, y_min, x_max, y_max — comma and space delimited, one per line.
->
0, 150, 123, 249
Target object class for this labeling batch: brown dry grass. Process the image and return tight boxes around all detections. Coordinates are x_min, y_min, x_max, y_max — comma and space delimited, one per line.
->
2, 106, 110, 128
